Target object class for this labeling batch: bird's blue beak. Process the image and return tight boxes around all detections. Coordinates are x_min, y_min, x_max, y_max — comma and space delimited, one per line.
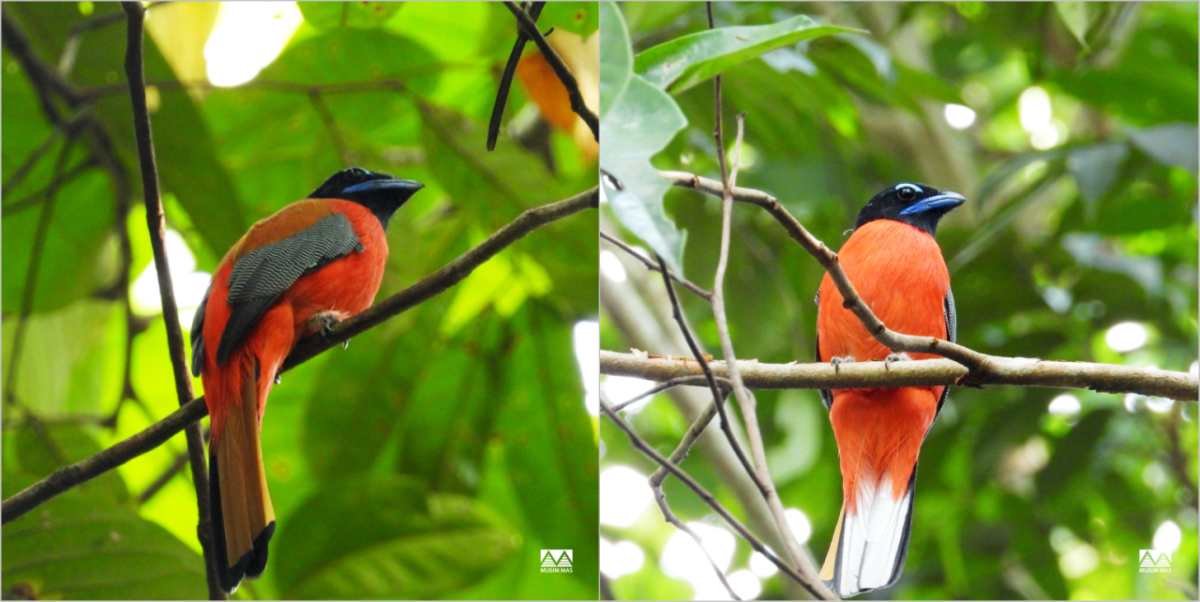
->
898, 191, 966, 215
342, 178, 425, 195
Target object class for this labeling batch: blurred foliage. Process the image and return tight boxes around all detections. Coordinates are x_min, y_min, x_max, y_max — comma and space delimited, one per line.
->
600, 2, 1197, 600
2, 2, 597, 599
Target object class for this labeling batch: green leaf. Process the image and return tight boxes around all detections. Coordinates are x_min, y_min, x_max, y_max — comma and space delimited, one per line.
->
1036, 409, 1113, 498
1127, 123, 1199, 174
2, 167, 116, 314
598, 1, 631, 121
302, 328, 404, 482
600, 73, 688, 275
419, 104, 583, 224
634, 14, 859, 94
498, 306, 598, 595
298, 2, 402, 30
14, 422, 129, 504
539, 2, 599, 38
1055, 2, 1093, 49
275, 477, 520, 599
2, 490, 206, 599
1067, 142, 1130, 208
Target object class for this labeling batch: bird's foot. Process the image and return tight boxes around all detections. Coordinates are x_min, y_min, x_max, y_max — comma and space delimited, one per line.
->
830, 356, 856, 373
884, 352, 911, 371
307, 311, 351, 349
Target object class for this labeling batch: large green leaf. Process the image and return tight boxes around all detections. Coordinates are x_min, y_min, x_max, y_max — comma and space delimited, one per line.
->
2, 490, 206, 599
599, 3, 687, 274
302, 328, 405, 482
298, 2, 402, 30
498, 306, 598, 595
598, 1, 632, 122
274, 477, 520, 599
634, 14, 858, 94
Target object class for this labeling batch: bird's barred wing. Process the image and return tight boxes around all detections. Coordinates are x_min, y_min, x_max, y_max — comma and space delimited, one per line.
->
933, 289, 956, 417
215, 212, 363, 366
190, 287, 211, 377
815, 290, 835, 410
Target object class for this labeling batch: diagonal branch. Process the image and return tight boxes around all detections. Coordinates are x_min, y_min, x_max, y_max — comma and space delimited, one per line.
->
120, 4, 222, 598
488, 1, 545, 151
2, 187, 599, 524
601, 230, 712, 300
501, 1, 598, 141
599, 350, 1199, 402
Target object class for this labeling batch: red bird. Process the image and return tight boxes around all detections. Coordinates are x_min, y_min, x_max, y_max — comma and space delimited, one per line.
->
190, 168, 423, 592
816, 183, 965, 597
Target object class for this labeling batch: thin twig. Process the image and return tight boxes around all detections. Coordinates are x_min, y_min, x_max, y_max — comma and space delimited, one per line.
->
601, 398, 833, 599
655, 252, 767, 495
3, 139, 80, 410
599, 350, 1200, 402
610, 375, 722, 413
2, 159, 98, 216
138, 450, 191, 504
488, 1, 545, 151
600, 231, 712, 300
501, 1, 598, 141
709, 109, 828, 591
120, 4, 222, 598
2, 188, 599, 521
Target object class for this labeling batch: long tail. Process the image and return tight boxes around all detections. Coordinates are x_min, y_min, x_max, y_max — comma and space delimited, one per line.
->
821, 467, 918, 598
209, 361, 276, 594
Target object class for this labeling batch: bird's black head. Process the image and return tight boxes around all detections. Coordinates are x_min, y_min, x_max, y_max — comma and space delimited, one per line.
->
309, 167, 424, 230
854, 182, 966, 235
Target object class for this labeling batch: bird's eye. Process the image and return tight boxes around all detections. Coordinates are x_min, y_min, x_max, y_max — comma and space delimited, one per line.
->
897, 185, 916, 201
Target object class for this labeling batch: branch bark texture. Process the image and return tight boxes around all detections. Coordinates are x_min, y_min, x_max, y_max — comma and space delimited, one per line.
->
602, 350, 1198, 402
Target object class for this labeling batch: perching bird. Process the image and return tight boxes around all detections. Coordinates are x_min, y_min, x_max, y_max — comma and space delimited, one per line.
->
815, 182, 965, 598
190, 167, 423, 592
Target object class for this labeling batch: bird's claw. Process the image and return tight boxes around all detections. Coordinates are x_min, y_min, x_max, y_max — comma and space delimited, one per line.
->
884, 352, 911, 371
831, 356, 856, 373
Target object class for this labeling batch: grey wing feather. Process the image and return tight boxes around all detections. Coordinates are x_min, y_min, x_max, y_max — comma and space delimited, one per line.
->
934, 288, 957, 417
215, 213, 363, 365
815, 289, 834, 410
191, 285, 211, 377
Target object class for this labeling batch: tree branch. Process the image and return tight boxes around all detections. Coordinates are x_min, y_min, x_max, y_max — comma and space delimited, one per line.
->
120, 4, 222, 598
2, 397, 209, 523
600, 350, 1199, 402
283, 185, 598, 370
601, 398, 834, 600
2, 187, 599, 523
601, 230, 712, 300
501, 1, 598, 141
488, 1, 545, 151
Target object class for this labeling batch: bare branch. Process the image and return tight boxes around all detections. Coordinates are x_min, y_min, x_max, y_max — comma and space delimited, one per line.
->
601, 398, 834, 599
610, 375, 722, 413
284, 186, 598, 370
3, 397, 208, 523
488, 1, 546, 151
501, 1, 598, 141
600, 231, 712, 300
600, 350, 1199, 402
120, 4, 222, 597
3, 188, 599, 522
654, 252, 766, 495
